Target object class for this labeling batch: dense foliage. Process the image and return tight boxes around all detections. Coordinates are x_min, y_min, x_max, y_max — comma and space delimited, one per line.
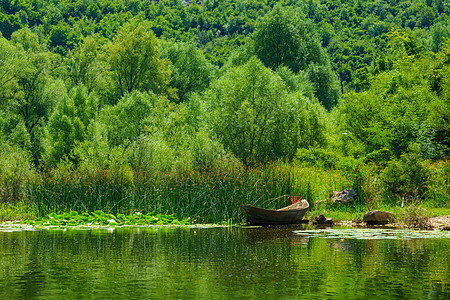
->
0, 0, 449, 220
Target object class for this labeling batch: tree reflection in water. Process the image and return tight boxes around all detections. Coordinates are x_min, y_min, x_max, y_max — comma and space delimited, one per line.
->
0, 226, 448, 299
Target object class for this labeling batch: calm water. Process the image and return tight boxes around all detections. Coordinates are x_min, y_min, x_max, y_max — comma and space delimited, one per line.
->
0, 225, 449, 299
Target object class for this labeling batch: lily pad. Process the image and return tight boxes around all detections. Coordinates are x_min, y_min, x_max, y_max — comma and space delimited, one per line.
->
293, 228, 450, 240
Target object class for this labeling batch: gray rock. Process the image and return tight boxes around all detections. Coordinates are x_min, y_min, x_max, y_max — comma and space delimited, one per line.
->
313, 214, 334, 226
363, 210, 396, 225
331, 189, 357, 205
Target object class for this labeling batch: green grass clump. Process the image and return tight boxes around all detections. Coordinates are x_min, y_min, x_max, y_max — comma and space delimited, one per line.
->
0, 202, 35, 221
1, 158, 448, 225
25, 210, 190, 226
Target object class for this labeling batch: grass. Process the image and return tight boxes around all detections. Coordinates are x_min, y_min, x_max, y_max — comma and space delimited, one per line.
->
425, 207, 450, 217
0, 201, 35, 221
307, 206, 366, 222
1, 160, 449, 225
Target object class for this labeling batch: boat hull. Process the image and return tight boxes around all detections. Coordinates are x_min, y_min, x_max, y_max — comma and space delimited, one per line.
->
241, 200, 309, 225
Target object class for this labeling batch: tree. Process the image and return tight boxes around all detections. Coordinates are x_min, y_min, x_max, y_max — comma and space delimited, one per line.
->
307, 63, 341, 110
162, 41, 215, 103
252, 5, 340, 109
1, 29, 59, 163
253, 5, 327, 73
0, 35, 23, 106
49, 21, 71, 50
339, 52, 445, 159
9, 29, 56, 137
104, 15, 172, 99
65, 35, 107, 93
253, 5, 302, 71
204, 57, 324, 166
42, 84, 98, 167
99, 91, 160, 147
0, 11, 23, 39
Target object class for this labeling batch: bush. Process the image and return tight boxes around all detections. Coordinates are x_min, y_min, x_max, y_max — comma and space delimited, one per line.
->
294, 148, 339, 169
380, 153, 428, 203
189, 130, 241, 172
128, 135, 176, 175
398, 204, 431, 229
0, 144, 36, 202
425, 159, 450, 207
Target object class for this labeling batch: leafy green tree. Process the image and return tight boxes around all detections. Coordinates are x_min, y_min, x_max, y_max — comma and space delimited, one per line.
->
49, 21, 72, 50
204, 56, 324, 165
104, 15, 172, 99
0, 11, 23, 38
9, 26, 41, 52
65, 34, 107, 93
340, 52, 444, 159
386, 29, 423, 61
252, 5, 340, 108
204, 57, 285, 165
42, 84, 98, 167
427, 43, 450, 156
0, 35, 23, 106
9, 29, 57, 137
307, 63, 341, 110
253, 5, 328, 72
0, 29, 60, 163
162, 40, 215, 102
99, 91, 160, 147
431, 21, 450, 53
253, 5, 303, 71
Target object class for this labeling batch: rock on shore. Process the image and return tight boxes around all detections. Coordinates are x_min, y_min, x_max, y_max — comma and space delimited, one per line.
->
363, 210, 396, 225
428, 216, 450, 231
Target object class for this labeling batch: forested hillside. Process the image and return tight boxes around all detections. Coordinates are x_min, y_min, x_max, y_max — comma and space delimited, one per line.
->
0, 0, 449, 219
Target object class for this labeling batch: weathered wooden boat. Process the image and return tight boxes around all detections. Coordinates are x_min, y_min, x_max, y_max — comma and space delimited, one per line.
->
241, 200, 309, 225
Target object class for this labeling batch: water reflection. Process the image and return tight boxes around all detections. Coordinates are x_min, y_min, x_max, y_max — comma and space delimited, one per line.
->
0, 227, 448, 299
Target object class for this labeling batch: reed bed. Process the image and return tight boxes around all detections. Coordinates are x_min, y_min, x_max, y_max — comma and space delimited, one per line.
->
13, 159, 448, 223
24, 162, 351, 223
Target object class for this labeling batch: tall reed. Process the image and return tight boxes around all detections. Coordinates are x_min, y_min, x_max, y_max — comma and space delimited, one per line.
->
27, 161, 356, 223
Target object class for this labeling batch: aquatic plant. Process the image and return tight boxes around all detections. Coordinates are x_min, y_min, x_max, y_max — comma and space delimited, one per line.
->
25, 210, 190, 226
24, 161, 352, 223
1, 156, 445, 224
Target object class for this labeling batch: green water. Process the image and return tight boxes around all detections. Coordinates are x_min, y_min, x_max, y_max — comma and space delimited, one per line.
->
0, 225, 449, 299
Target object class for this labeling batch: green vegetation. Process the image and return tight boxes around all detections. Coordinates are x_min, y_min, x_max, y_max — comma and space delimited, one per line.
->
0, 0, 449, 224
25, 210, 190, 226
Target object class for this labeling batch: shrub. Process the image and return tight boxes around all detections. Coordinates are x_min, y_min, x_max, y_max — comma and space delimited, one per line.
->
0, 144, 36, 202
294, 148, 339, 169
398, 204, 431, 229
425, 159, 450, 207
380, 153, 428, 203
128, 134, 175, 175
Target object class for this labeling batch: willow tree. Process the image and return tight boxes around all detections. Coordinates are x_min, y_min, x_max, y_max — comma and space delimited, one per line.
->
204, 57, 325, 166
162, 41, 214, 103
252, 5, 340, 109
105, 15, 172, 99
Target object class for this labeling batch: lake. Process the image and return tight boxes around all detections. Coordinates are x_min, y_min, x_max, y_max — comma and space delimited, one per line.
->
0, 225, 449, 299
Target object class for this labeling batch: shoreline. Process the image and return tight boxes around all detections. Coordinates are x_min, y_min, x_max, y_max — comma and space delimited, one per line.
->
321, 215, 450, 231
2, 215, 449, 231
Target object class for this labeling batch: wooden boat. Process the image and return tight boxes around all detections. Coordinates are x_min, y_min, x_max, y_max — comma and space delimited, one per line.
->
241, 200, 309, 225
